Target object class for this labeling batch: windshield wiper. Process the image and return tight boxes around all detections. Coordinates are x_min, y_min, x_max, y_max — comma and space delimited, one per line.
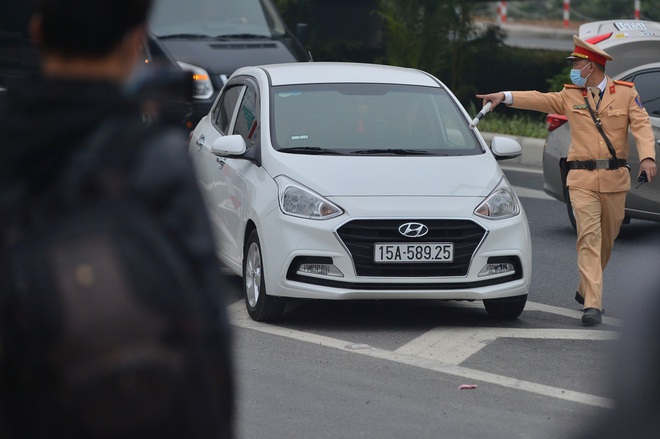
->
215, 33, 269, 40
278, 146, 344, 155
158, 33, 213, 40
351, 149, 431, 155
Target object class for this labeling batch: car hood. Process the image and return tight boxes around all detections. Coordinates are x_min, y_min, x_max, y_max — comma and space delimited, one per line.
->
265, 153, 503, 198
158, 39, 298, 75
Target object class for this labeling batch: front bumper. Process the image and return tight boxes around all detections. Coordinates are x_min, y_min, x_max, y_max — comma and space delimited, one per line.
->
257, 196, 532, 301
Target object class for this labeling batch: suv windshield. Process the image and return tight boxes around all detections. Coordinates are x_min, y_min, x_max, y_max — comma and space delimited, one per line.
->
149, 0, 286, 39
272, 83, 483, 156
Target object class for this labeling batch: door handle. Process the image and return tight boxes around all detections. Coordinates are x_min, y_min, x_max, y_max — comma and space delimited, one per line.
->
216, 157, 226, 169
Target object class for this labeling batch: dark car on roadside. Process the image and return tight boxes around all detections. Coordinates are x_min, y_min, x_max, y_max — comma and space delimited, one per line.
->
543, 20, 660, 229
148, 0, 311, 126
0, 0, 192, 127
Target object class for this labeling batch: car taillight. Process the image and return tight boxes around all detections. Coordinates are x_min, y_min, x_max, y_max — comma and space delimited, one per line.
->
546, 114, 568, 132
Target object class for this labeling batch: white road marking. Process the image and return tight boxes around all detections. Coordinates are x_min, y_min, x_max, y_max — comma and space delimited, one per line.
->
500, 165, 544, 175
512, 185, 554, 200
454, 299, 622, 327
395, 327, 617, 364
228, 300, 616, 409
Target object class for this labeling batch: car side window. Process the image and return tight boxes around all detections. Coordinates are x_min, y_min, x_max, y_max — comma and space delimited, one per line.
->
212, 85, 244, 134
233, 84, 259, 151
625, 70, 660, 117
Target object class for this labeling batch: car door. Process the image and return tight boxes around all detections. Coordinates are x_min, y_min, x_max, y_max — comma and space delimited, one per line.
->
213, 79, 262, 265
193, 82, 246, 258
200, 77, 262, 266
621, 68, 660, 214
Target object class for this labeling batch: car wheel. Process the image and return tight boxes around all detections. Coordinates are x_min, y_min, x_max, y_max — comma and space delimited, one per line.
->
483, 294, 527, 319
243, 230, 285, 322
563, 186, 577, 231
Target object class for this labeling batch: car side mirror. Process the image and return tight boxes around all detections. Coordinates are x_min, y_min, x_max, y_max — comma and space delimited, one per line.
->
490, 136, 522, 161
211, 135, 246, 156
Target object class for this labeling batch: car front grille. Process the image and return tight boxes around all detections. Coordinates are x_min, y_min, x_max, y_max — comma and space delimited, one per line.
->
336, 219, 487, 277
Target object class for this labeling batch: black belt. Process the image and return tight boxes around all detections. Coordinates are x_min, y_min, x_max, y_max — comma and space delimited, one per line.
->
566, 159, 627, 170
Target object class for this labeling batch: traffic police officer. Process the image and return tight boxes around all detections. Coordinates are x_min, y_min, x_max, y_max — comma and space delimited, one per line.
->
477, 35, 657, 326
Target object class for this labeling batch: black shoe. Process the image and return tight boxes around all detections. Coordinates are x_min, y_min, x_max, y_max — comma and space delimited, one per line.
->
575, 291, 584, 305
582, 308, 602, 326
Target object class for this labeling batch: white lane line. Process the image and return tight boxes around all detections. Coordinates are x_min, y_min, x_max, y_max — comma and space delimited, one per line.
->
395, 327, 618, 365
500, 165, 544, 175
512, 185, 554, 200
524, 300, 622, 326
456, 299, 623, 327
228, 300, 615, 409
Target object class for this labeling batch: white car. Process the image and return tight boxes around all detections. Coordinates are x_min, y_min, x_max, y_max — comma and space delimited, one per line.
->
188, 62, 532, 321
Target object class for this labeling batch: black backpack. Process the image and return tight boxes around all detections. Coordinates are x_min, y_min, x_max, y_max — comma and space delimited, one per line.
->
0, 119, 232, 438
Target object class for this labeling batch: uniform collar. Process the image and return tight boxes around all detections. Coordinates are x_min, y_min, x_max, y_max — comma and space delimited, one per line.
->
592, 77, 607, 94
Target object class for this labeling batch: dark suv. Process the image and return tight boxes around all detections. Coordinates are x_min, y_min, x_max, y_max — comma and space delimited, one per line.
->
148, 0, 310, 126
0, 1, 39, 93
0, 1, 192, 126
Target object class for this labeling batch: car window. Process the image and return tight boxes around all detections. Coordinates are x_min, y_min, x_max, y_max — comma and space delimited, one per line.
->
149, 0, 286, 38
212, 85, 244, 134
623, 69, 660, 117
233, 84, 259, 150
271, 83, 482, 156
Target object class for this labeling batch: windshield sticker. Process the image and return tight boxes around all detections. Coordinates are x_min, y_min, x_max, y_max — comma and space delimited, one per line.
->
278, 91, 302, 97
291, 134, 309, 140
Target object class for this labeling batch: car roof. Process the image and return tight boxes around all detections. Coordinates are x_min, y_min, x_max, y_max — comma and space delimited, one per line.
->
242, 62, 443, 88
578, 20, 660, 77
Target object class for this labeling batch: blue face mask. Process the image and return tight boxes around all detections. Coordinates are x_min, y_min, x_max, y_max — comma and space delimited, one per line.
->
569, 63, 592, 87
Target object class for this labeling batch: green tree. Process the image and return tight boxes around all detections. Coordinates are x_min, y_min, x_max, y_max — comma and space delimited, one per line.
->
375, 0, 483, 98
272, 0, 312, 29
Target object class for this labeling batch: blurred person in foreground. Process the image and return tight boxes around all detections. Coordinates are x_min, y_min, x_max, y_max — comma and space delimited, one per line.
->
0, 0, 233, 437
581, 267, 660, 439
476, 36, 656, 326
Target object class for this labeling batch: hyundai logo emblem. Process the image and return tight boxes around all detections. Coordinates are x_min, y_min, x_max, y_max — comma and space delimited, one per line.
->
398, 222, 429, 238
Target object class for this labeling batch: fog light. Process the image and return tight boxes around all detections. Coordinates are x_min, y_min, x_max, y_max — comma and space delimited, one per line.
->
298, 263, 343, 278
478, 262, 514, 277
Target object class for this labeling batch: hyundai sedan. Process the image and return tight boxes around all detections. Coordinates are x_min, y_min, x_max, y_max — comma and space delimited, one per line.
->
189, 62, 531, 321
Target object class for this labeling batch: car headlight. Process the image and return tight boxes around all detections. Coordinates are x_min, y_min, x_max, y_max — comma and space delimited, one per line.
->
474, 177, 520, 220
275, 176, 343, 220
177, 61, 214, 100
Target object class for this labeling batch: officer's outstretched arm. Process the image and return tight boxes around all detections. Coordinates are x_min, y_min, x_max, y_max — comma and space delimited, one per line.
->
475, 92, 506, 110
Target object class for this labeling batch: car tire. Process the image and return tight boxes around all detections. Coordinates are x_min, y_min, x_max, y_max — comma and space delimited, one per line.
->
243, 230, 285, 322
563, 186, 577, 231
483, 294, 527, 319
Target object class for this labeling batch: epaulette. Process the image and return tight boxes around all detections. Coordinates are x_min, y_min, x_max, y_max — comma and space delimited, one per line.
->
563, 84, 583, 90
613, 79, 634, 87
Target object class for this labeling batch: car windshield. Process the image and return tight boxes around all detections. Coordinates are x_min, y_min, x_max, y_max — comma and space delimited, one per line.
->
149, 0, 286, 39
271, 83, 483, 156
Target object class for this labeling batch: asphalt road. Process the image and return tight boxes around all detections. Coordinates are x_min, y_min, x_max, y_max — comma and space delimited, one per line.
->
222, 163, 659, 439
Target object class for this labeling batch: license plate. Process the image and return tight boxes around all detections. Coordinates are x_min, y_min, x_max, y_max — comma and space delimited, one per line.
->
615, 21, 648, 31
374, 242, 454, 263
